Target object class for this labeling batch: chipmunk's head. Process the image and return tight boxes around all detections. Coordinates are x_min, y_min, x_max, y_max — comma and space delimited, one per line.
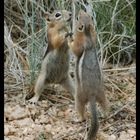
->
44, 10, 72, 30
76, 10, 94, 33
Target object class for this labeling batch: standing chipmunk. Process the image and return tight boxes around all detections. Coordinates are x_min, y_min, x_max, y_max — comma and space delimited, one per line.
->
67, 10, 108, 140
28, 10, 75, 104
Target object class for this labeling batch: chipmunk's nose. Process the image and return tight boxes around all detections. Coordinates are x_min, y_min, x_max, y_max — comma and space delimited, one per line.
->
69, 12, 72, 17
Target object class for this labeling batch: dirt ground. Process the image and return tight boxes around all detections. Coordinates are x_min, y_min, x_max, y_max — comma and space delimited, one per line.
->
4, 64, 135, 140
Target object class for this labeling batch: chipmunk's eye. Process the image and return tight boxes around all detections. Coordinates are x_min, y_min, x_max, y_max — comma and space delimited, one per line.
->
76, 17, 79, 20
55, 12, 61, 18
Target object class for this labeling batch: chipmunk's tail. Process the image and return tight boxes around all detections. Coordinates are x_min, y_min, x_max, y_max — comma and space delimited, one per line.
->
87, 97, 99, 140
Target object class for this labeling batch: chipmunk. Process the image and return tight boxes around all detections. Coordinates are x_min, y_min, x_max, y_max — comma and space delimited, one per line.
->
28, 10, 75, 104
67, 10, 108, 140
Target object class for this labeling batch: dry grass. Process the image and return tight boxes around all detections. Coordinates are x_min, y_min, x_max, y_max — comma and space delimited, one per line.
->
4, 0, 135, 84
4, 0, 135, 139
4, 68, 135, 139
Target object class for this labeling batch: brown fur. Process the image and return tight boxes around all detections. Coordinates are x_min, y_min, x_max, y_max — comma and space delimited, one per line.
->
67, 10, 108, 140
28, 10, 75, 104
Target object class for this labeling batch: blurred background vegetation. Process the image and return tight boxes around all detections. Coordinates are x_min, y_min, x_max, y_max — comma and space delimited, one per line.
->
4, 0, 135, 93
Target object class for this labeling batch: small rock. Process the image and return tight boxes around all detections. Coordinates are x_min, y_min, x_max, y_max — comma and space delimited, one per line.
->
5, 136, 20, 140
45, 124, 52, 133
22, 127, 34, 136
5, 104, 29, 121
118, 131, 130, 140
4, 126, 10, 136
127, 129, 136, 138
64, 108, 73, 116
14, 118, 33, 127
23, 135, 35, 140
39, 114, 48, 124
109, 135, 116, 140
97, 132, 116, 140
4, 125, 16, 136
57, 111, 65, 117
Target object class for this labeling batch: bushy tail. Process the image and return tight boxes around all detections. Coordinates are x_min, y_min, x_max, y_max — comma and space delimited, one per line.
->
87, 97, 99, 140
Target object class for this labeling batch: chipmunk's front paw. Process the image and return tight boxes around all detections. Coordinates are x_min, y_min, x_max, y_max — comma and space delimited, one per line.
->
27, 96, 39, 105
65, 32, 73, 38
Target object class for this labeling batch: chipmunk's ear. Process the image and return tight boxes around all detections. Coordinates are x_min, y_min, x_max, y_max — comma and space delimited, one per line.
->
49, 7, 54, 13
44, 12, 51, 22
77, 24, 85, 32
89, 23, 95, 31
